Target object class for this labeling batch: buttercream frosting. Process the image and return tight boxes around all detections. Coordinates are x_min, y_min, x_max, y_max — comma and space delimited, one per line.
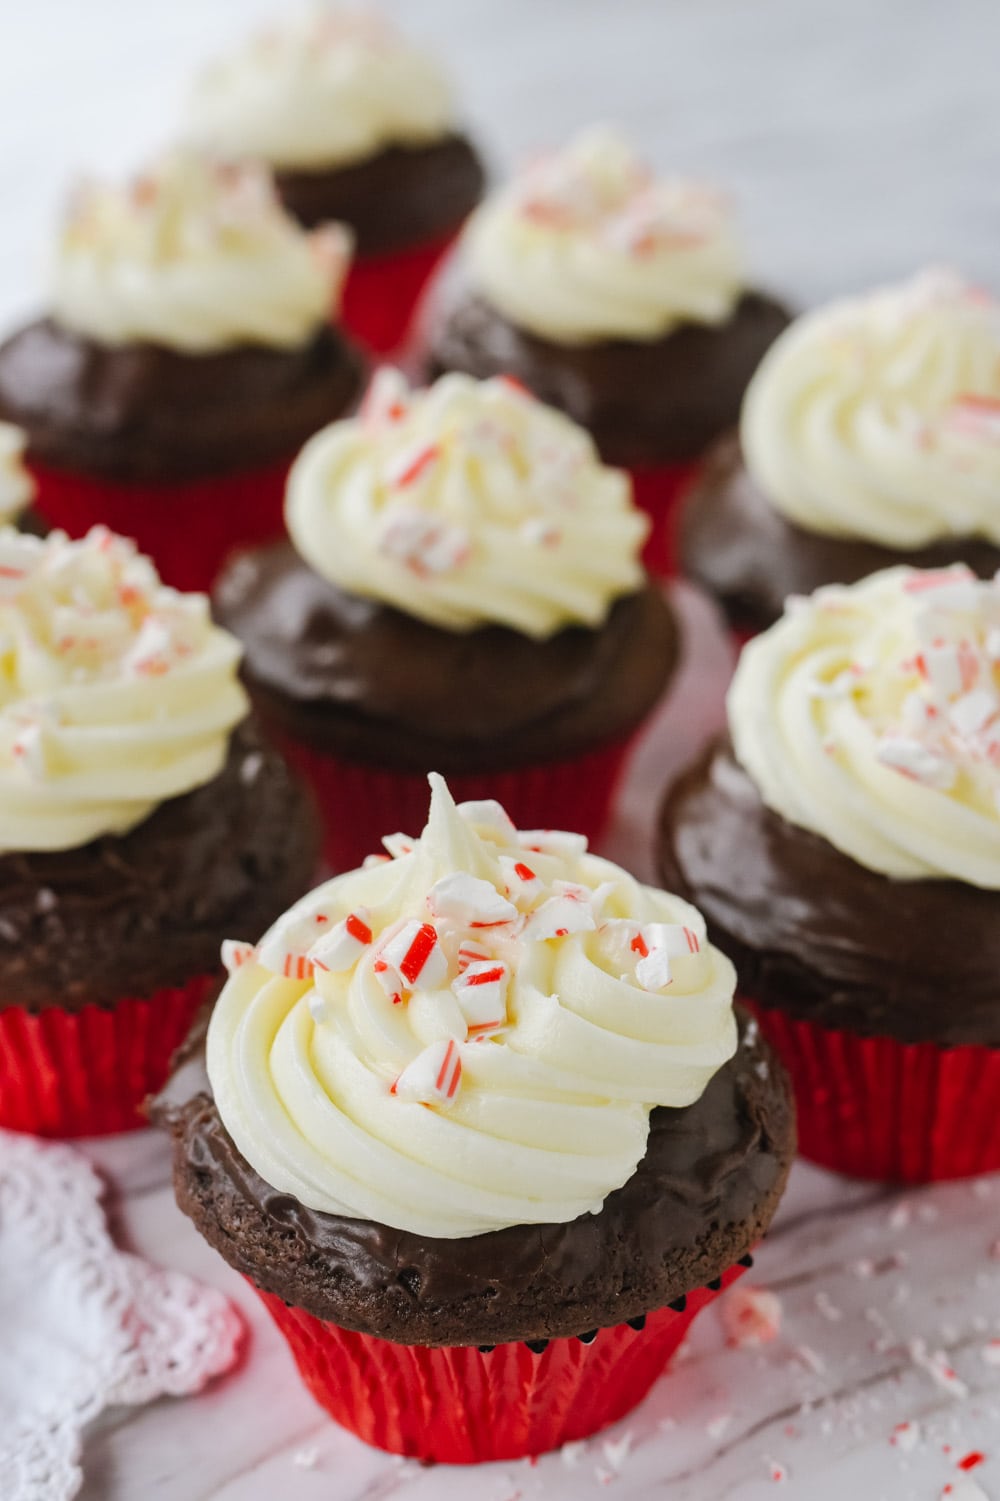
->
207, 774, 738, 1238
50, 152, 351, 353
729, 564, 1000, 887
464, 125, 746, 345
285, 368, 648, 638
184, 6, 455, 171
741, 269, 1000, 548
0, 425, 33, 525
0, 526, 247, 851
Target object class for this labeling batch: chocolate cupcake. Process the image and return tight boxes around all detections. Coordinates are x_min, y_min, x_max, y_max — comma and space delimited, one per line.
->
0, 526, 318, 1138
183, 7, 485, 354
0, 153, 364, 594
659, 564, 1000, 1183
215, 369, 679, 871
158, 774, 794, 1462
680, 269, 1000, 635
425, 127, 789, 573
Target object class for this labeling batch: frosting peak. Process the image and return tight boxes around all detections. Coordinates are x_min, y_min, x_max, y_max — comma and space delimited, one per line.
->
207, 774, 738, 1237
285, 369, 648, 638
741, 268, 1000, 548
0, 424, 34, 525
0, 527, 247, 851
184, 6, 456, 171
729, 565, 1000, 887
51, 152, 352, 352
465, 125, 746, 344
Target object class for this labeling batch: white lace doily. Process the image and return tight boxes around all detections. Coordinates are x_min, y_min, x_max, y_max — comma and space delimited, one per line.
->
0, 1130, 243, 1501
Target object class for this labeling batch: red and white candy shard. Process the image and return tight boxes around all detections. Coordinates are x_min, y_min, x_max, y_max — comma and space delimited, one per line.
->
721, 1285, 782, 1348
517, 828, 589, 857
308, 908, 374, 972
10, 720, 49, 778
221, 939, 256, 976
379, 920, 448, 992
391, 1038, 463, 1106
457, 938, 492, 973
427, 873, 516, 927
0, 534, 40, 596
257, 911, 334, 980
876, 734, 957, 789
457, 798, 518, 839
378, 510, 471, 577
452, 960, 509, 1032
522, 880, 597, 941
499, 855, 544, 905
382, 832, 415, 859
631, 922, 701, 991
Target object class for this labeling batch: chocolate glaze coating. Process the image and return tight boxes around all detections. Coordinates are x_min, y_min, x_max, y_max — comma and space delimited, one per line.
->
0, 721, 319, 1014
156, 1011, 794, 1346
658, 740, 1000, 1047
425, 292, 791, 468
0, 319, 365, 483
275, 136, 486, 255
680, 434, 1000, 634
214, 542, 680, 772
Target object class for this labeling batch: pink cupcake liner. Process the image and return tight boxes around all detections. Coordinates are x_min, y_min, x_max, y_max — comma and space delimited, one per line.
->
743, 999, 1000, 1182
255, 1261, 746, 1463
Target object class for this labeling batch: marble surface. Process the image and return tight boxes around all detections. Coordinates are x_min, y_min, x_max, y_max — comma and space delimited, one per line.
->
2, 2, 999, 1496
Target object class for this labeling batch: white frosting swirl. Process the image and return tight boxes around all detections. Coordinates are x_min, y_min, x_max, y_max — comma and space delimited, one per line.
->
50, 153, 352, 353
285, 369, 648, 638
0, 527, 248, 851
729, 565, 1000, 887
208, 774, 738, 1238
184, 7, 456, 171
464, 126, 745, 345
0, 425, 33, 525
741, 269, 1000, 548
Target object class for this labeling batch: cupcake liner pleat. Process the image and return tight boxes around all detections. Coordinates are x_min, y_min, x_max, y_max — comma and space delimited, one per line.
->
275, 736, 635, 873
0, 975, 215, 1138
254, 1263, 745, 1464
743, 1000, 1000, 1182
29, 457, 294, 594
340, 230, 464, 355
628, 461, 703, 579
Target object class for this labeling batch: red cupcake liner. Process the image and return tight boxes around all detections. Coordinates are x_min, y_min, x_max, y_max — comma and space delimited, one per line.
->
0, 974, 215, 1138
255, 1262, 745, 1463
628, 460, 703, 579
274, 735, 635, 873
743, 999, 1000, 1183
340, 229, 463, 356
29, 456, 294, 594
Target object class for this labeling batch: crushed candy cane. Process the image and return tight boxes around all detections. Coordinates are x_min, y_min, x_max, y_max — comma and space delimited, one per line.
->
721, 1284, 783, 1348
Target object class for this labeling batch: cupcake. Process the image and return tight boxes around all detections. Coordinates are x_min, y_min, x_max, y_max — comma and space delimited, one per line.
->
425, 127, 789, 574
0, 152, 364, 594
157, 773, 795, 1463
215, 369, 679, 872
659, 564, 1000, 1183
680, 269, 1000, 636
183, 6, 485, 355
0, 526, 318, 1138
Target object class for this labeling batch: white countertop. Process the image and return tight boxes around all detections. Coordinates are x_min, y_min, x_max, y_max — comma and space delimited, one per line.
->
3, 3, 999, 1496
